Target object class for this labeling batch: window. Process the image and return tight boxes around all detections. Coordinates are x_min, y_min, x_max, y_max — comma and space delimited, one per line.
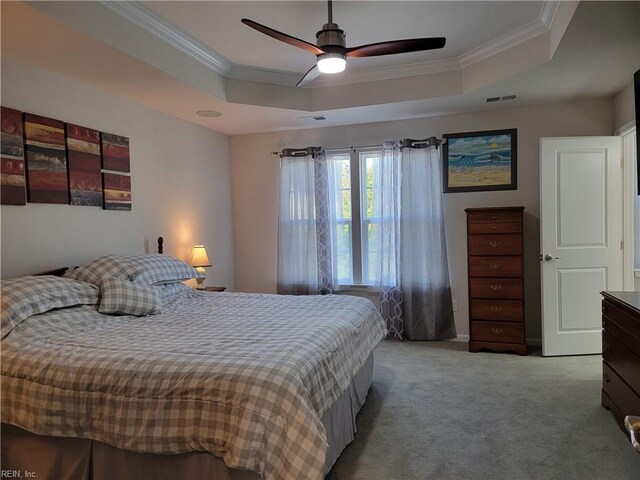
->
327, 149, 382, 286
328, 153, 353, 284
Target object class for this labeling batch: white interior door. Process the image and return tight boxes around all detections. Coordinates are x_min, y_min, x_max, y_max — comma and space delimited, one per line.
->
541, 137, 623, 356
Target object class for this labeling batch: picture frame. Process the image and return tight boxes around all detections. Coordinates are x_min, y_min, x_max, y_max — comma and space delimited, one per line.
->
443, 128, 517, 193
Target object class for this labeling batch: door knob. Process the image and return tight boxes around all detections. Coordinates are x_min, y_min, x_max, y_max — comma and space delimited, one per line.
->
542, 254, 560, 262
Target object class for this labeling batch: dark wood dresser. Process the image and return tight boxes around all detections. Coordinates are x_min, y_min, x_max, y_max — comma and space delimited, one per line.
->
601, 291, 640, 434
465, 206, 526, 355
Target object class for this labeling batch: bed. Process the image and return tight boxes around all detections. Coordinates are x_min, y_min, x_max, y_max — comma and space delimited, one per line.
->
1, 248, 386, 480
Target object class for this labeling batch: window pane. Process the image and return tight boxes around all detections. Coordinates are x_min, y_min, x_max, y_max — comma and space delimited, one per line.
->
336, 222, 353, 283
328, 153, 353, 285
366, 222, 379, 284
359, 151, 382, 285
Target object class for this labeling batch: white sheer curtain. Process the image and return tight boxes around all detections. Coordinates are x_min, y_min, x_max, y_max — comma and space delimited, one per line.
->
277, 148, 336, 295
374, 141, 404, 337
400, 144, 455, 340
374, 141, 455, 340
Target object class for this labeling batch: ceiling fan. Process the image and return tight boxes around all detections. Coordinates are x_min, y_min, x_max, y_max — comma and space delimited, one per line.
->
241, 0, 446, 87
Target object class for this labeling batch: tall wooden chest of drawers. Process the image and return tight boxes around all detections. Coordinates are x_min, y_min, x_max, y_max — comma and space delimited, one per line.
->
601, 292, 640, 434
465, 206, 526, 355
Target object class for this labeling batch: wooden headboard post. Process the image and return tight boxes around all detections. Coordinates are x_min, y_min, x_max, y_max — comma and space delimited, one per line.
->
157, 237, 164, 255
36, 267, 69, 277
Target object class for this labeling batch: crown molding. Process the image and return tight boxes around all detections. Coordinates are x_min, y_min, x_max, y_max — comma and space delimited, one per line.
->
540, 0, 562, 28
100, 1, 232, 75
308, 57, 461, 88
104, 0, 561, 87
227, 65, 301, 86
459, 18, 549, 69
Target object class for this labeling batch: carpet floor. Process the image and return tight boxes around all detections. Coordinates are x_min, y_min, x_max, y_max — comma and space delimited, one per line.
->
327, 341, 640, 480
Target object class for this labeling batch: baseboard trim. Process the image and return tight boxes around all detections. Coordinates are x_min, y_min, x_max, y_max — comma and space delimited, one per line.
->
446, 335, 541, 347
448, 334, 469, 343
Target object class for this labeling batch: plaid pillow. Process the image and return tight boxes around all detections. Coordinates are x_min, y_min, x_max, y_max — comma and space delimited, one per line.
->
1, 276, 99, 338
99, 278, 160, 316
125, 255, 203, 286
64, 255, 134, 286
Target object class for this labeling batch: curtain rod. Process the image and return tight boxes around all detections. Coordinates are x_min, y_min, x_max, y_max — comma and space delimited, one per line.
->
272, 136, 445, 157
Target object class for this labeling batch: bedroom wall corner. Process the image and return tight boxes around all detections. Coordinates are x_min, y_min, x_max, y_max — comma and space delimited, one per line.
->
0, 58, 235, 290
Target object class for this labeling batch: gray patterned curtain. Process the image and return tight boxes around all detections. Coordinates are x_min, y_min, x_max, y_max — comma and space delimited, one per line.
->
277, 147, 334, 295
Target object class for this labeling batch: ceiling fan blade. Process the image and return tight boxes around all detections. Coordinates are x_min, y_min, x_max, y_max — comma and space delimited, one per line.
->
296, 64, 321, 87
241, 19, 325, 56
346, 37, 446, 58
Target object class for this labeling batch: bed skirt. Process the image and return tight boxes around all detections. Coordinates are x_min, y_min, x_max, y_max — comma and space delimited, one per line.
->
1, 352, 374, 479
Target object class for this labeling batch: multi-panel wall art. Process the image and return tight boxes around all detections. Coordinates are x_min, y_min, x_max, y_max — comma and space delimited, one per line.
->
24, 114, 68, 204
1, 107, 26, 205
66, 124, 103, 206
0, 107, 131, 210
101, 133, 130, 172
103, 173, 132, 211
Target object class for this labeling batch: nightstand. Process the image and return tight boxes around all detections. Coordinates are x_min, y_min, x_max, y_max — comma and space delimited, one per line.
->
203, 286, 226, 292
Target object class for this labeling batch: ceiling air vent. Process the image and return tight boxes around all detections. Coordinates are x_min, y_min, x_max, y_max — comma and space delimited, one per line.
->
487, 95, 517, 103
297, 114, 327, 121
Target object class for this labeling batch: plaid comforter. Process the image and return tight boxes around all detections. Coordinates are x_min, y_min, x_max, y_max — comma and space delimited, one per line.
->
1, 291, 385, 480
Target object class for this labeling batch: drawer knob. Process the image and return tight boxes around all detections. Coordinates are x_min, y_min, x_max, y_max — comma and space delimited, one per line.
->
491, 225, 497, 230
489, 284, 502, 291
489, 241, 502, 248
490, 263, 502, 270
604, 372, 611, 383
491, 216, 497, 220
491, 327, 503, 335
490, 305, 503, 313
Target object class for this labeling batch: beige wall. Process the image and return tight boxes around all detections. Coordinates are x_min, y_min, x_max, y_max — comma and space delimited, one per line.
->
230, 98, 614, 341
1, 59, 235, 289
614, 81, 636, 131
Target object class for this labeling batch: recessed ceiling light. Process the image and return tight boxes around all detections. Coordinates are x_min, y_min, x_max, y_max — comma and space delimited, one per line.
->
196, 110, 222, 118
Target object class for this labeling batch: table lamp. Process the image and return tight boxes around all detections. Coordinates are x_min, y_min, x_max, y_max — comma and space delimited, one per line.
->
189, 245, 211, 289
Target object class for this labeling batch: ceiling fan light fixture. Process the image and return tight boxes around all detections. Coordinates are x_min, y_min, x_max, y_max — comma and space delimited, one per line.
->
317, 53, 346, 74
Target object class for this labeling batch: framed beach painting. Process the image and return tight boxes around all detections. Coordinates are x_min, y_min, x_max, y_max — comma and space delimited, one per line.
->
443, 128, 517, 193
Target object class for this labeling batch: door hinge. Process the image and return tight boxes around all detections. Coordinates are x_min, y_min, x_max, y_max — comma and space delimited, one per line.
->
621, 240, 624, 250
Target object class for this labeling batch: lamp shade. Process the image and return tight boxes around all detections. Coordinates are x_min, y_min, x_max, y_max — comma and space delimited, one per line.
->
189, 245, 212, 268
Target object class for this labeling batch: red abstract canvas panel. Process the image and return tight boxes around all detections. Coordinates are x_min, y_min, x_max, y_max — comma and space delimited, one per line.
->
66, 123, 103, 206
101, 132, 130, 172
1, 107, 26, 205
24, 113, 68, 204
102, 172, 131, 211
